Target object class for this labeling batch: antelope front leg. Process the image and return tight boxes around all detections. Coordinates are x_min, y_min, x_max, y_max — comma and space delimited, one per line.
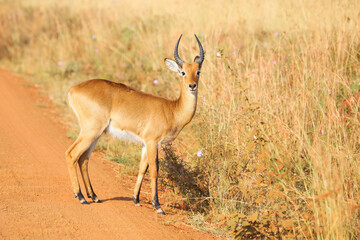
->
147, 143, 165, 215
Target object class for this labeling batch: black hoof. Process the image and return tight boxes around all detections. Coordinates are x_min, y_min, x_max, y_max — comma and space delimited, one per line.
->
132, 195, 141, 206
90, 194, 101, 203
75, 192, 88, 204
156, 209, 166, 215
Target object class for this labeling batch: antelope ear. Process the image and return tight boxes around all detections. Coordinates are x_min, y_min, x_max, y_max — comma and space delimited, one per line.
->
164, 58, 182, 76
193, 56, 202, 69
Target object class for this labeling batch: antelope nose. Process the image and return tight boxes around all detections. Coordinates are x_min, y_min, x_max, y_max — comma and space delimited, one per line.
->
189, 84, 197, 90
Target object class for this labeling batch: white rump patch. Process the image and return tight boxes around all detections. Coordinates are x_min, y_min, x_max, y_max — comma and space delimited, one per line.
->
108, 123, 144, 144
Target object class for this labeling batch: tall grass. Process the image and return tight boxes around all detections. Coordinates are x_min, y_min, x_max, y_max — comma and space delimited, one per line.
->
1, 0, 360, 238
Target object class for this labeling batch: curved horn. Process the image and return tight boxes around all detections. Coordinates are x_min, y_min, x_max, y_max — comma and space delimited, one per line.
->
174, 34, 184, 67
194, 34, 204, 66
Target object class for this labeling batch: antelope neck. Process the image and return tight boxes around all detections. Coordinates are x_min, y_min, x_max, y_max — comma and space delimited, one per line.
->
173, 81, 198, 126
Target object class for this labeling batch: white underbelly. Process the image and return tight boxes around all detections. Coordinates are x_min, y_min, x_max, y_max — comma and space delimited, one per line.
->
107, 124, 144, 144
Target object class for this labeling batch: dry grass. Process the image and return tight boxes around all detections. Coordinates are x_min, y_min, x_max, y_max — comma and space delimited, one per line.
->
1, 0, 360, 238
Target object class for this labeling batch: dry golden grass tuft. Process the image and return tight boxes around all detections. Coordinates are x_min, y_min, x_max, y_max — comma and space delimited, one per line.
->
1, 0, 360, 238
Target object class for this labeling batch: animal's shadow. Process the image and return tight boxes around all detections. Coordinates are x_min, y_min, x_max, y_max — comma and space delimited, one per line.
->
98, 196, 133, 203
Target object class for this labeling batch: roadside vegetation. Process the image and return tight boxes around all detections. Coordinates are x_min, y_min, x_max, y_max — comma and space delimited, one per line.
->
1, 0, 360, 238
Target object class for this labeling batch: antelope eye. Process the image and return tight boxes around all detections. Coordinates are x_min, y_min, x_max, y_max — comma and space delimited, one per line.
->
196, 70, 200, 76
182, 71, 186, 76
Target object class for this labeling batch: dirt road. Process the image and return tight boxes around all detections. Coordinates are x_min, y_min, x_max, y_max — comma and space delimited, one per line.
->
0, 69, 216, 239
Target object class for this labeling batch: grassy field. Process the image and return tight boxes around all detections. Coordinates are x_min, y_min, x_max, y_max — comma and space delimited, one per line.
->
1, 0, 360, 238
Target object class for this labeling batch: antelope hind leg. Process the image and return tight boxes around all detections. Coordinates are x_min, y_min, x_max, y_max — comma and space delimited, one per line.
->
78, 138, 101, 203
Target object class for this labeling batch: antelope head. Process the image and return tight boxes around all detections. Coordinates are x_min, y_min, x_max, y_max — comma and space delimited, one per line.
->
165, 34, 205, 95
